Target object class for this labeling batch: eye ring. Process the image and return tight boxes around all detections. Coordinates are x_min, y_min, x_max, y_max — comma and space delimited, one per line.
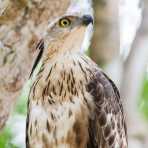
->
59, 18, 71, 28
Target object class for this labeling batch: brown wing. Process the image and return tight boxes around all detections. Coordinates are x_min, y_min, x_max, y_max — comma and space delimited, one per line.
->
86, 70, 127, 148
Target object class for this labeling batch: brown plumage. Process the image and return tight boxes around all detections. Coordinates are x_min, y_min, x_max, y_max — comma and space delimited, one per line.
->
26, 14, 127, 148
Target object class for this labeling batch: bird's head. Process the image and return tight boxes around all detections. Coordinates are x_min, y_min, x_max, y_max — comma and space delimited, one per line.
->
44, 14, 93, 56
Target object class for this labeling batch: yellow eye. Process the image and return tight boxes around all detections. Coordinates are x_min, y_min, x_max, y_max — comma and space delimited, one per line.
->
59, 18, 71, 28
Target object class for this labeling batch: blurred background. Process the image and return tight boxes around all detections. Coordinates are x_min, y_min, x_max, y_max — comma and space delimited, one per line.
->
0, 0, 148, 147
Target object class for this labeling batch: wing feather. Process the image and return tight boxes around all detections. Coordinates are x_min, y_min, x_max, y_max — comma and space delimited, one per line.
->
86, 70, 127, 148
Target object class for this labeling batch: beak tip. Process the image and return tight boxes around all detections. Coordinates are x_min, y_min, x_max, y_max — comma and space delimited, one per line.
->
82, 15, 94, 26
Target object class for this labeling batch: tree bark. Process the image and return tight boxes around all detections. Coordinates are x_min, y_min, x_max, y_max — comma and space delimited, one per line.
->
90, 0, 119, 65
0, 0, 70, 130
120, 0, 148, 147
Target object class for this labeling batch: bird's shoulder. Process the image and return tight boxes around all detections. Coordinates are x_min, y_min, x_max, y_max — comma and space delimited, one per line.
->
81, 56, 128, 148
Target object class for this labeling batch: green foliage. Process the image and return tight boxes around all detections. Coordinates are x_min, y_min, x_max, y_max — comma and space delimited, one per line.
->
0, 127, 17, 148
14, 88, 29, 116
140, 74, 148, 120
0, 80, 31, 148
0, 128, 11, 148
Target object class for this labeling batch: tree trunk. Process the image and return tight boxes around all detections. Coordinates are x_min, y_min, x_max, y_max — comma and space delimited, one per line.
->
91, 0, 119, 65
0, 0, 70, 130
120, 0, 148, 147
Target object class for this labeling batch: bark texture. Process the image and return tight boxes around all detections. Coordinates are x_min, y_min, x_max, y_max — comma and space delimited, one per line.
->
0, 0, 70, 130
91, 0, 119, 65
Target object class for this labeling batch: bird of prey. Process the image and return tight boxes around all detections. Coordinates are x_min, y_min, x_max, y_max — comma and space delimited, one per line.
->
26, 14, 127, 148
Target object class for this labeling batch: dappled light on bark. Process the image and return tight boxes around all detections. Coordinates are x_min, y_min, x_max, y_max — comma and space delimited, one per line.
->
0, 0, 70, 130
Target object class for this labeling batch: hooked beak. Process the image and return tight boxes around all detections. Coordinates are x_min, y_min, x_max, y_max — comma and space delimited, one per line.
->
82, 15, 94, 26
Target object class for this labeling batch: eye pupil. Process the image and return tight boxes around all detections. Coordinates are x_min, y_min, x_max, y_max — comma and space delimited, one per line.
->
63, 21, 67, 25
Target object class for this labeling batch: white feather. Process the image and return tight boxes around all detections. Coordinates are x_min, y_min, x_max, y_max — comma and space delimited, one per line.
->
81, 23, 93, 53
67, 0, 93, 16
